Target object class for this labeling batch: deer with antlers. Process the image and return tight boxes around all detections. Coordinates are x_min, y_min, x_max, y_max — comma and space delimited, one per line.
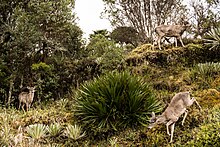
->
148, 91, 201, 143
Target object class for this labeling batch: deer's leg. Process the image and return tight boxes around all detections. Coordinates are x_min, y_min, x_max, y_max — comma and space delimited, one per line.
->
166, 120, 175, 136
182, 110, 188, 126
29, 103, 31, 111
178, 36, 185, 47
157, 36, 163, 50
170, 123, 175, 143
175, 37, 178, 47
166, 123, 170, 136
26, 103, 29, 111
19, 101, 21, 110
22, 104, 25, 112
194, 99, 202, 110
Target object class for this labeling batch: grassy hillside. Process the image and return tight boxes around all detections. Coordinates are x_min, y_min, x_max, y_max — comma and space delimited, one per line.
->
1, 44, 220, 146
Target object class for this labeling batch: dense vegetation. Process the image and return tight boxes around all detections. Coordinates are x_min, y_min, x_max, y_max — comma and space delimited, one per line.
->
0, 0, 220, 146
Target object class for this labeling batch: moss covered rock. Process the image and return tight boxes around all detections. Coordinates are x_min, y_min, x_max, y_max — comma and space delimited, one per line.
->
126, 43, 220, 67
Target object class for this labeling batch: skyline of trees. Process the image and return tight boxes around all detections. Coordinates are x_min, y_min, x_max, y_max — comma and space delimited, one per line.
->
102, 0, 220, 43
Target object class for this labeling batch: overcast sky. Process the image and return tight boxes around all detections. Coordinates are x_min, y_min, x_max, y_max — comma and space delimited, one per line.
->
75, 0, 112, 39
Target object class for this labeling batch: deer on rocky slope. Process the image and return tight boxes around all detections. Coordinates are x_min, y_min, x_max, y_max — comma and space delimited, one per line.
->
148, 91, 201, 143
155, 21, 191, 50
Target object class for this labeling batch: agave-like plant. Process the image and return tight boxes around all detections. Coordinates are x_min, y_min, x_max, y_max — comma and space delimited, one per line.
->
75, 71, 162, 132
192, 62, 220, 78
47, 123, 62, 137
64, 124, 85, 141
204, 27, 220, 50
26, 124, 47, 141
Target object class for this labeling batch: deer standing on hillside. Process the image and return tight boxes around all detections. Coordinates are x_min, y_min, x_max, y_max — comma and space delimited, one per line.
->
148, 91, 201, 143
18, 86, 35, 111
155, 21, 191, 50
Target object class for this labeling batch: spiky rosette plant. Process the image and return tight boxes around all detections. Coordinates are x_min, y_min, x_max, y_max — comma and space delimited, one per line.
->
205, 27, 220, 50
75, 71, 161, 133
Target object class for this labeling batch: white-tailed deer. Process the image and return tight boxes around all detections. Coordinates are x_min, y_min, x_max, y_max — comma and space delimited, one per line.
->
18, 86, 35, 111
148, 91, 201, 143
155, 21, 191, 50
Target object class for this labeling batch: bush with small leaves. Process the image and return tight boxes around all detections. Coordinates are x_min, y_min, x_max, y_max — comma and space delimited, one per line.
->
185, 106, 220, 147
75, 71, 161, 133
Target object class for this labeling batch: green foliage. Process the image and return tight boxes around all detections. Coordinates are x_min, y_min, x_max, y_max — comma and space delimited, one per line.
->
86, 34, 124, 72
187, 107, 220, 146
195, 62, 220, 76
75, 71, 161, 133
89, 29, 109, 38
188, 122, 220, 147
32, 62, 59, 101
32, 62, 51, 72
189, 62, 220, 89
205, 27, 220, 50
64, 124, 86, 141
110, 26, 139, 46
0, 0, 84, 105
26, 124, 47, 140
47, 123, 62, 137
191, 62, 220, 79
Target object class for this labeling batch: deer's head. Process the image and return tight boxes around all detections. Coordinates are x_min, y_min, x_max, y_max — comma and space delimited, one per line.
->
148, 112, 167, 129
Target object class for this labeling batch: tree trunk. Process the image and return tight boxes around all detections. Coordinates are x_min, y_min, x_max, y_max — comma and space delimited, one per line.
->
7, 75, 15, 107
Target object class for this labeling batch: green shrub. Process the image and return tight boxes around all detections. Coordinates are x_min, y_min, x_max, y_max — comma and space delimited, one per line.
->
195, 62, 220, 76
47, 123, 62, 137
190, 62, 220, 88
75, 71, 161, 133
86, 34, 124, 72
185, 107, 220, 146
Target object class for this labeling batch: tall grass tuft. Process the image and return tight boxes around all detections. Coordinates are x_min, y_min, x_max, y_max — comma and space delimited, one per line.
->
190, 62, 220, 89
75, 71, 161, 133
191, 62, 220, 79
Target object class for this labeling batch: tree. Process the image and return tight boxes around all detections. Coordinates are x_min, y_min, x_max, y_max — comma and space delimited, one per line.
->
189, 0, 220, 38
0, 0, 84, 105
89, 29, 110, 39
102, 0, 188, 43
110, 26, 139, 46
86, 33, 124, 72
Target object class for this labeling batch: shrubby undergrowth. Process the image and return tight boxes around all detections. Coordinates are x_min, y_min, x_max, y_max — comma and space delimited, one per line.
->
74, 71, 162, 134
